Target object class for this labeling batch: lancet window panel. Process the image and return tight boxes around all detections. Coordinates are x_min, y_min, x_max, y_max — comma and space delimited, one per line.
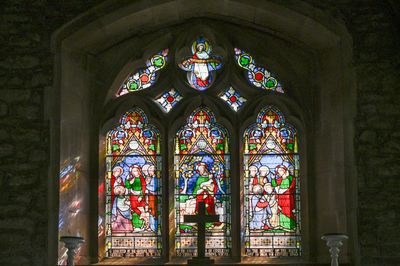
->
174, 107, 232, 257
105, 108, 162, 258
243, 106, 301, 257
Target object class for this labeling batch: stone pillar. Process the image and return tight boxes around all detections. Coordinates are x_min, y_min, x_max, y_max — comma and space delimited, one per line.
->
321, 233, 348, 266
60, 236, 85, 266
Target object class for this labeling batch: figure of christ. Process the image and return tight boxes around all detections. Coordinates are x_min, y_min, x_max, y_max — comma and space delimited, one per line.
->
125, 165, 147, 231
192, 43, 210, 86
192, 163, 221, 227
179, 39, 222, 90
250, 184, 272, 230
271, 165, 296, 231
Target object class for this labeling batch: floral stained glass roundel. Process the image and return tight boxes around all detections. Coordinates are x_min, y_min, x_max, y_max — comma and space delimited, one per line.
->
105, 108, 162, 257
179, 37, 223, 91
235, 48, 284, 93
244, 106, 300, 257
117, 50, 168, 96
174, 107, 231, 257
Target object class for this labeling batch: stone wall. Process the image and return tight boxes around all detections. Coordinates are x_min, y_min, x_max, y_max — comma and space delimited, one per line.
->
0, 0, 399, 265
298, 1, 400, 265
351, 3, 400, 265
0, 1, 104, 265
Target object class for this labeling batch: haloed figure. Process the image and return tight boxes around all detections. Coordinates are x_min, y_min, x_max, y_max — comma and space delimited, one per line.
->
125, 165, 147, 230
193, 163, 218, 220
272, 165, 296, 231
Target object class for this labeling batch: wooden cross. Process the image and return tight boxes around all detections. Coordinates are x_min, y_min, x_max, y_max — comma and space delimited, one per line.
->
184, 201, 219, 259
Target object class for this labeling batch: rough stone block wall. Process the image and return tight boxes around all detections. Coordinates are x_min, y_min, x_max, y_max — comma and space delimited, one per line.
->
0, 1, 104, 265
0, 0, 399, 265
298, 1, 400, 264
351, 3, 400, 265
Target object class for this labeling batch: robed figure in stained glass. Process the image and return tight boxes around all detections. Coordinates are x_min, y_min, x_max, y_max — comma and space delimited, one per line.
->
125, 165, 147, 230
192, 162, 219, 220
179, 38, 223, 91
175, 107, 231, 257
272, 164, 296, 230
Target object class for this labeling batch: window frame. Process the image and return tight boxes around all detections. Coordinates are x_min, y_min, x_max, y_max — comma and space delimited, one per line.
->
51, 6, 357, 264
98, 39, 309, 261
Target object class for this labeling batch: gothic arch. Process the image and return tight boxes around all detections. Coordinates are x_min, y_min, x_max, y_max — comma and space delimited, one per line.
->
49, 1, 357, 265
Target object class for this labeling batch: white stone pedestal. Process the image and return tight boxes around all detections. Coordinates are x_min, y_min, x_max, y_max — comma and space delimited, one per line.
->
60, 236, 85, 266
321, 233, 348, 266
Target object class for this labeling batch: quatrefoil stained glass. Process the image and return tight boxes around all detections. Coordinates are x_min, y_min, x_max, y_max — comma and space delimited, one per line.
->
219, 87, 247, 111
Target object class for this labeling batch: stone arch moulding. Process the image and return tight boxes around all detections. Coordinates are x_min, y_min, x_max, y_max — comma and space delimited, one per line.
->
49, 0, 358, 265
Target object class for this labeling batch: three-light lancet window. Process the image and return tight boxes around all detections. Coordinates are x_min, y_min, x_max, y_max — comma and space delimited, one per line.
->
102, 37, 301, 259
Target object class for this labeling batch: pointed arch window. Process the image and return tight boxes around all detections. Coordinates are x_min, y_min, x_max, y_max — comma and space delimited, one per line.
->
88, 36, 301, 264
243, 106, 300, 257
174, 107, 231, 257
105, 108, 162, 257
52, 7, 359, 265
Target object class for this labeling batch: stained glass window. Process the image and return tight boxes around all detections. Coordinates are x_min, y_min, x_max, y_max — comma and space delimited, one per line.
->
105, 108, 162, 257
155, 88, 183, 112
117, 50, 168, 96
174, 107, 231, 256
219, 87, 247, 111
243, 106, 300, 257
179, 37, 223, 91
234, 48, 284, 93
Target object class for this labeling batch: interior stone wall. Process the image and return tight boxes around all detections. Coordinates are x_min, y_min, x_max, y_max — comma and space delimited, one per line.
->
0, 1, 399, 265
0, 1, 105, 265
293, 1, 400, 265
